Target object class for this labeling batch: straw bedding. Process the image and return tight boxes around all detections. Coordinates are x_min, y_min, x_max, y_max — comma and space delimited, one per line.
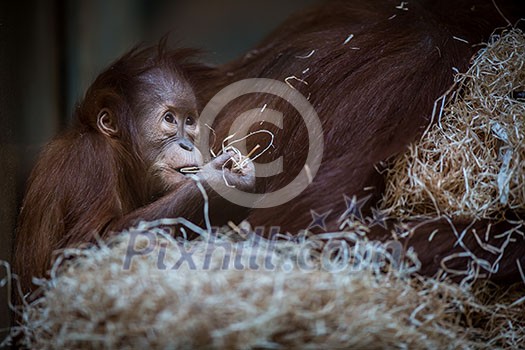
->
12, 221, 525, 349
7, 29, 525, 349
381, 29, 525, 220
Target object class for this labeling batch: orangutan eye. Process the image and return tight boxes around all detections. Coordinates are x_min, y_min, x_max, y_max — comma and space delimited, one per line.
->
164, 113, 175, 124
185, 116, 195, 126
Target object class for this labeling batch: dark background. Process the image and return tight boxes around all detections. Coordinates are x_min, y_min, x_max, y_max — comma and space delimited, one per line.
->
0, 0, 317, 339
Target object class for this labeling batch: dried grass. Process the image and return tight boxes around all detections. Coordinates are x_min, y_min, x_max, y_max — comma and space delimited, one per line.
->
9, 220, 525, 349
381, 28, 525, 220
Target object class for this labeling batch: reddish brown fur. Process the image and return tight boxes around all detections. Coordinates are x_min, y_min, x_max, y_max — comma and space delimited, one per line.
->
15, 0, 525, 296
196, 0, 525, 282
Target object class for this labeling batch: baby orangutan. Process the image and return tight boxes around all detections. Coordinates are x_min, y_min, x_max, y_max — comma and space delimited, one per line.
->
14, 44, 255, 296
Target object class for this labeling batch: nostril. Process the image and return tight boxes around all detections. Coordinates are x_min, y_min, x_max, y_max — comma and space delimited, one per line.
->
178, 139, 194, 152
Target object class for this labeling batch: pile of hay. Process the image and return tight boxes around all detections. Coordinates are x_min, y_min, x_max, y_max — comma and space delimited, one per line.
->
381, 28, 525, 220
9, 220, 525, 349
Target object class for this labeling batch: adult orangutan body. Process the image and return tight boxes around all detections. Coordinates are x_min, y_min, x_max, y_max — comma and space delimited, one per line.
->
198, 0, 525, 281
15, 0, 525, 295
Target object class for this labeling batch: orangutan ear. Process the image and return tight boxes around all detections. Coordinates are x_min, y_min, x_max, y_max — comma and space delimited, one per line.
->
97, 109, 119, 137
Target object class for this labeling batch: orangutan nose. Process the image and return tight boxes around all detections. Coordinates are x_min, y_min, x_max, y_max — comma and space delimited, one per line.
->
178, 138, 194, 152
